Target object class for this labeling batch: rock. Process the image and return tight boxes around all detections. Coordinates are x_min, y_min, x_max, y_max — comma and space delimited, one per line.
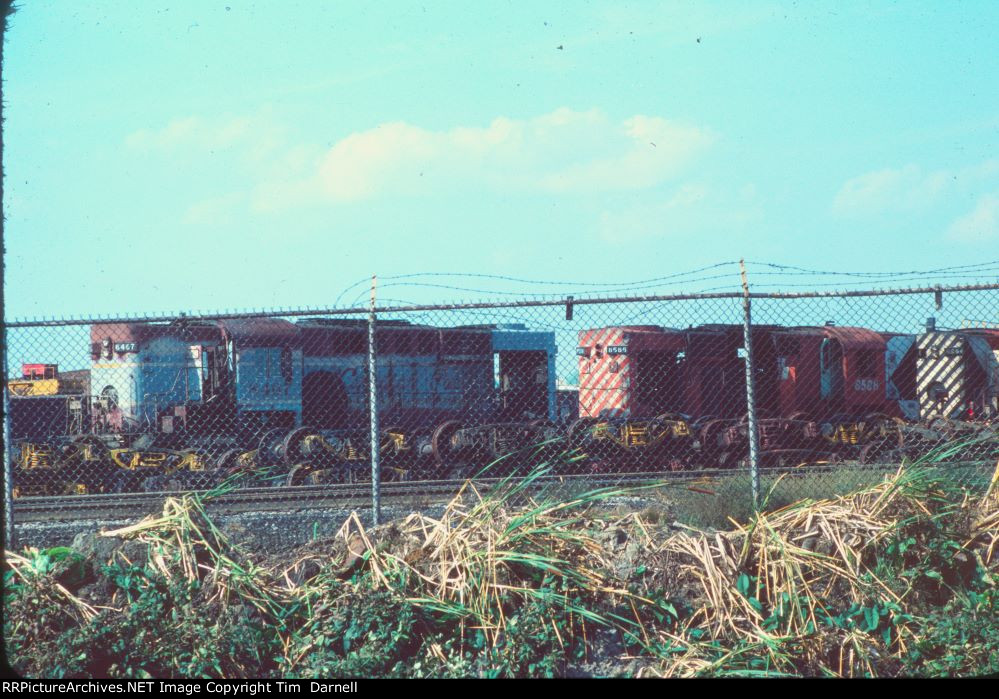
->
71, 531, 121, 577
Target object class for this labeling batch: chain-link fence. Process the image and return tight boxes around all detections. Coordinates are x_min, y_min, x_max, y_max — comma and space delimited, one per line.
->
4, 282, 998, 544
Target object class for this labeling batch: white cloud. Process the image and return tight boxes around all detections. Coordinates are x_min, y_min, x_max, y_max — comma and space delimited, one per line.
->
832, 164, 948, 216
125, 115, 287, 163
130, 108, 713, 217
296, 108, 713, 206
833, 158, 999, 217
126, 117, 203, 151
947, 191, 999, 241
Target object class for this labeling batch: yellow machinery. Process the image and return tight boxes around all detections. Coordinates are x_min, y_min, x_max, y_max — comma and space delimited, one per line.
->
7, 364, 61, 396
6, 363, 88, 397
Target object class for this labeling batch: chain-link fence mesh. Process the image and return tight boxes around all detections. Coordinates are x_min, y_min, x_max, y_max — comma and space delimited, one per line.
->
5, 283, 998, 539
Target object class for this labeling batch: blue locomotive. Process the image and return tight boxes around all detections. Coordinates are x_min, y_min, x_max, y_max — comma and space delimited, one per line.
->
64, 317, 558, 487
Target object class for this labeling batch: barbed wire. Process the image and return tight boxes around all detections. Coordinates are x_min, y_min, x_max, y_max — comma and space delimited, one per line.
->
745, 259, 999, 278
334, 262, 744, 308
345, 272, 747, 307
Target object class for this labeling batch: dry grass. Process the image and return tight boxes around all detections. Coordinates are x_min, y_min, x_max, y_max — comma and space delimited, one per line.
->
5, 449, 997, 677
636, 460, 999, 677
329, 471, 651, 647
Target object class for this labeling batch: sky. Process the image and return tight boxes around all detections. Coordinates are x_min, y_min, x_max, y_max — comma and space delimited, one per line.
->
3, 1, 999, 321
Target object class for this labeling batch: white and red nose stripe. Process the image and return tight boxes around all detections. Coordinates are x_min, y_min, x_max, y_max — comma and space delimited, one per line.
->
578, 328, 630, 418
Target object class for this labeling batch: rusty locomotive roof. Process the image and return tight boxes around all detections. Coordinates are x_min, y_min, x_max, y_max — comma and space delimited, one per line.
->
90, 322, 219, 345
216, 318, 301, 347
818, 326, 886, 351
92, 319, 304, 348
774, 325, 886, 351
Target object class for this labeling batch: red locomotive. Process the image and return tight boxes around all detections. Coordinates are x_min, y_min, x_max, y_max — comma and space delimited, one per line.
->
572, 322, 997, 469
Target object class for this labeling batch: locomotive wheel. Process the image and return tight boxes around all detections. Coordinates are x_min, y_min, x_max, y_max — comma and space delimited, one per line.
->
783, 411, 812, 432
860, 413, 904, 448
285, 463, 314, 487
216, 448, 245, 473
176, 448, 221, 490
257, 429, 286, 466
282, 427, 319, 466
652, 413, 689, 439
178, 447, 211, 469
779, 410, 816, 445
431, 420, 463, 467
698, 419, 730, 452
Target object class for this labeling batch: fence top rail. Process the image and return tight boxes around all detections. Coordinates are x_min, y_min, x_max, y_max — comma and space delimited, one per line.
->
4, 282, 997, 328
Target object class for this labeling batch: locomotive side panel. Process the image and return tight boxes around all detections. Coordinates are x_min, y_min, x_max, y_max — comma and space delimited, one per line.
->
624, 328, 686, 418
436, 328, 493, 424
774, 332, 823, 417
9, 395, 82, 441
299, 321, 366, 429
302, 355, 366, 428
684, 327, 745, 419
961, 331, 999, 418
378, 325, 438, 424
298, 322, 498, 430
233, 345, 303, 430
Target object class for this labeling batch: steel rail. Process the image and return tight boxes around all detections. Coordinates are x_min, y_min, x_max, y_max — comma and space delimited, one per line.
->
13, 461, 993, 523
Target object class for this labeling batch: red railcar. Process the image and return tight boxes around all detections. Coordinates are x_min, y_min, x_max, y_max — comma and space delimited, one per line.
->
574, 323, 902, 467
769, 325, 896, 420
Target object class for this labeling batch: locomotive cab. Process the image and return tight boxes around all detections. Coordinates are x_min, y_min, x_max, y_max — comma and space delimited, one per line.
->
811, 327, 888, 418
491, 325, 557, 422
496, 351, 548, 419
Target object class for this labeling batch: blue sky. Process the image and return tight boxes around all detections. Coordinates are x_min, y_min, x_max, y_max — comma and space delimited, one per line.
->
3, 1, 998, 320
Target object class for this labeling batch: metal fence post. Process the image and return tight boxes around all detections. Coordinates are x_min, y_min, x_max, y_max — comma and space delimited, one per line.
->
3, 325, 14, 550
740, 261, 761, 509
368, 276, 381, 527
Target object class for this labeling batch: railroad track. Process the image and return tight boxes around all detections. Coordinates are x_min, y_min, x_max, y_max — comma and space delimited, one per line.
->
11, 461, 993, 523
